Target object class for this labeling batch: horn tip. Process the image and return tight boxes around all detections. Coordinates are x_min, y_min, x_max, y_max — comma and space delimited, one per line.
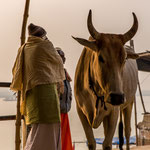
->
71, 36, 76, 39
132, 12, 136, 18
89, 9, 92, 15
72, 36, 78, 41
132, 12, 138, 24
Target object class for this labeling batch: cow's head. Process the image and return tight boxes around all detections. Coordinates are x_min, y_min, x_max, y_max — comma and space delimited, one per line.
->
73, 10, 139, 106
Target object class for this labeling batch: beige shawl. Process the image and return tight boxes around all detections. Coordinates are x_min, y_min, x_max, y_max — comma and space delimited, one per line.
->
10, 36, 65, 114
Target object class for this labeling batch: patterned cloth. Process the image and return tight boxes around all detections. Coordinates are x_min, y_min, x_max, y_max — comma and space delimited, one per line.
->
59, 69, 72, 113
25, 84, 60, 125
10, 36, 65, 115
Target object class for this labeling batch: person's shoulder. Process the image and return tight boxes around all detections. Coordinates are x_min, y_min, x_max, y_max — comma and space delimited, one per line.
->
35, 39, 53, 49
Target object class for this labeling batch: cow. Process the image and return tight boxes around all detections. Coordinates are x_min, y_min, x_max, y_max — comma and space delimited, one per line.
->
72, 10, 140, 150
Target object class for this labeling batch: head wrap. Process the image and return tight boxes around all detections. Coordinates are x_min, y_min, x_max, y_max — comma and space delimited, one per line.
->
28, 23, 47, 38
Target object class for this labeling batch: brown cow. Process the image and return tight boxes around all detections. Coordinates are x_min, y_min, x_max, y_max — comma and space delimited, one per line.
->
73, 10, 140, 150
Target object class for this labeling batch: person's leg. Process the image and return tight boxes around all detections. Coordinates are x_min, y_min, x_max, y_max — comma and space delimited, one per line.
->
24, 123, 61, 150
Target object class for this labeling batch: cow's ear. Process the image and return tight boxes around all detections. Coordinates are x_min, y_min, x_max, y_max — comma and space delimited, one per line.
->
72, 36, 97, 51
126, 50, 139, 59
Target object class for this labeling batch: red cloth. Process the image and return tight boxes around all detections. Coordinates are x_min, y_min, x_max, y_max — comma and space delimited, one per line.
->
61, 113, 74, 150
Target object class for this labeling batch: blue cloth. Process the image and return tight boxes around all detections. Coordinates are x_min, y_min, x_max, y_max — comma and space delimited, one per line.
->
95, 136, 136, 145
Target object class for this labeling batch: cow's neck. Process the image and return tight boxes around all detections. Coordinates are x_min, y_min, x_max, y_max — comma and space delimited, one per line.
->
88, 62, 107, 110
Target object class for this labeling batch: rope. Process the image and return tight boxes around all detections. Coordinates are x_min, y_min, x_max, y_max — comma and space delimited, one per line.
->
88, 63, 107, 110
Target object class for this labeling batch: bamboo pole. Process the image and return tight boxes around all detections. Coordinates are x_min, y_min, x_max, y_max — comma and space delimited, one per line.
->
20, 0, 30, 46
15, 91, 21, 150
15, 0, 30, 150
130, 40, 146, 114
137, 81, 146, 114
134, 97, 139, 146
130, 40, 139, 146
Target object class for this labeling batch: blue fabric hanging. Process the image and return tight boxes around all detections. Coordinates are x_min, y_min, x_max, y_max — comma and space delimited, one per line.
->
95, 136, 136, 145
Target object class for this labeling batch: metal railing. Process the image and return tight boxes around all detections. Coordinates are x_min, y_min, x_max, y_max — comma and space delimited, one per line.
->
0, 82, 11, 87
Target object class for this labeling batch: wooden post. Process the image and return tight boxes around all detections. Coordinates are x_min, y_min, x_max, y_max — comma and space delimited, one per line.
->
15, 92, 21, 150
134, 97, 139, 146
137, 81, 146, 114
20, 0, 30, 46
130, 40, 139, 146
130, 40, 146, 113
15, 0, 30, 150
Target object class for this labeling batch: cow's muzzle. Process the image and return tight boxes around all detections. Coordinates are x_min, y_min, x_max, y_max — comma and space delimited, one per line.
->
109, 93, 124, 105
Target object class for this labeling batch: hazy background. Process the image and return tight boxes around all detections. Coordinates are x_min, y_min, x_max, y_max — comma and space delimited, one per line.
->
0, 0, 150, 87
0, 0, 150, 149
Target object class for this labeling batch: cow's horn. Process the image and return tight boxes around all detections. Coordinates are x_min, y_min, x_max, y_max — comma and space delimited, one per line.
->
87, 10, 100, 40
122, 13, 138, 44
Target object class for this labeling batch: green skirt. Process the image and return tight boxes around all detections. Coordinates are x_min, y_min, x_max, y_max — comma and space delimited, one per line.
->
25, 84, 60, 125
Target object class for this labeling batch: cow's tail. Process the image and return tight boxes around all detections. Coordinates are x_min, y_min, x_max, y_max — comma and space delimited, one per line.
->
119, 110, 124, 150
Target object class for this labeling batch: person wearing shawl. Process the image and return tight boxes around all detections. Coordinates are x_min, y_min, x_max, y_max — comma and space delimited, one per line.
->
56, 47, 74, 150
10, 23, 65, 150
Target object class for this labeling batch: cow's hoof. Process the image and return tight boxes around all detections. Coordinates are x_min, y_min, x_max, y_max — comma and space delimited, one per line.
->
104, 146, 112, 150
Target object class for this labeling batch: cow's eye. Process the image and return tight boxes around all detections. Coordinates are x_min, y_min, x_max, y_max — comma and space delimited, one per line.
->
98, 55, 105, 63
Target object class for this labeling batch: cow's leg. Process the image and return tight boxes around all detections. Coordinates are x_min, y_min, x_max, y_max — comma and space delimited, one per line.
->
102, 107, 119, 150
103, 116, 112, 150
123, 100, 133, 150
75, 90, 97, 126
76, 104, 96, 150
119, 110, 124, 150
